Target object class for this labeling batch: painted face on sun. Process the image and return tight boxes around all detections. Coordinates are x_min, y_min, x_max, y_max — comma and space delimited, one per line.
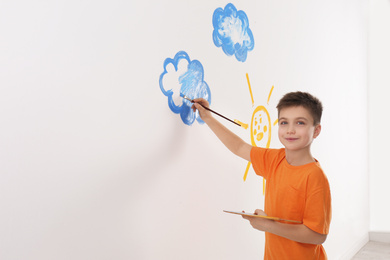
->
250, 106, 271, 148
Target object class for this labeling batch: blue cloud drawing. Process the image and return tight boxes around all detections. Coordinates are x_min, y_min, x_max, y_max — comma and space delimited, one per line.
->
212, 3, 254, 62
159, 51, 211, 125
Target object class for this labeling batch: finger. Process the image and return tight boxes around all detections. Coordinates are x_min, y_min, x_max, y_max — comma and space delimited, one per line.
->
192, 98, 201, 106
194, 102, 203, 112
254, 209, 266, 216
193, 98, 209, 108
192, 102, 202, 112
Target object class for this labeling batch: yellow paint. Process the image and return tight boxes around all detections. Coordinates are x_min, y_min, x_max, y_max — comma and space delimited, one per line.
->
267, 85, 274, 105
257, 132, 264, 142
234, 119, 248, 129
273, 119, 279, 126
246, 73, 255, 107
243, 162, 251, 181
243, 74, 276, 197
250, 106, 271, 148
248, 105, 271, 195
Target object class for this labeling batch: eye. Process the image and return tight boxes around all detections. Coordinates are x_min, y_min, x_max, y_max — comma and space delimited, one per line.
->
279, 121, 287, 125
297, 121, 305, 125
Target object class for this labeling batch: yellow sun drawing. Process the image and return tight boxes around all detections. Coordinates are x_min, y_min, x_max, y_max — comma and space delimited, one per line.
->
236, 73, 278, 195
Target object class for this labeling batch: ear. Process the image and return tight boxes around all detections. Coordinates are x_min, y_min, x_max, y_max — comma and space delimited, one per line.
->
313, 124, 321, 138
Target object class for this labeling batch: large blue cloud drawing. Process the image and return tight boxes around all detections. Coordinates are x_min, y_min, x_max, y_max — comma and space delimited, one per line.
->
159, 51, 211, 125
212, 3, 254, 62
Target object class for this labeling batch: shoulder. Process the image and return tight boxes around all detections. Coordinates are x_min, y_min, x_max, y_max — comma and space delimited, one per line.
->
310, 163, 328, 180
250, 148, 285, 178
251, 147, 285, 160
306, 163, 330, 191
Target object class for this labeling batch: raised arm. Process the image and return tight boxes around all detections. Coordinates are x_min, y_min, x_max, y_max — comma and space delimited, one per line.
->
192, 98, 252, 162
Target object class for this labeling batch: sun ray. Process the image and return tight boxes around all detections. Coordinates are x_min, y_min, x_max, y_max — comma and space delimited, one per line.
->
243, 162, 251, 181
246, 73, 255, 107
267, 85, 274, 105
273, 119, 279, 126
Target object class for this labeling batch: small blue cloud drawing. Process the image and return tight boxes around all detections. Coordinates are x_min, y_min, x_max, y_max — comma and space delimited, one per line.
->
159, 51, 211, 125
212, 3, 254, 62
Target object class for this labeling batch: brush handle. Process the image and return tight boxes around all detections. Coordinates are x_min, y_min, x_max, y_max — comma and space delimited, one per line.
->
199, 104, 241, 127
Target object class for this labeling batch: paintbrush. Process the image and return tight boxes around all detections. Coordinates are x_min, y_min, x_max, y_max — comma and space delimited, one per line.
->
180, 94, 242, 127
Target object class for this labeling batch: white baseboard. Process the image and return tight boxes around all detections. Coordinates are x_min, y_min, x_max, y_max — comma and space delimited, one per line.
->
339, 233, 369, 260
369, 232, 390, 243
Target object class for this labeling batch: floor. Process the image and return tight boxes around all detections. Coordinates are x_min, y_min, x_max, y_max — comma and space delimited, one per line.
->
352, 241, 390, 259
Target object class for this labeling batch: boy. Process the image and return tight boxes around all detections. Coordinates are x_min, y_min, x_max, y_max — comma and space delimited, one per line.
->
192, 91, 331, 260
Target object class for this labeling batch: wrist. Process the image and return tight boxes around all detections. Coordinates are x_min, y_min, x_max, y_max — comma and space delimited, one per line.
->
202, 114, 215, 124
264, 219, 277, 233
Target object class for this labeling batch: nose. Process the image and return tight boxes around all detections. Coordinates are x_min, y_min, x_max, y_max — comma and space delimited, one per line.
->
287, 125, 295, 135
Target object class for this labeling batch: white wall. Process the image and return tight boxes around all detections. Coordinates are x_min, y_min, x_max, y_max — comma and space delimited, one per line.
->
368, 0, 390, 233
0, 1, 369, 259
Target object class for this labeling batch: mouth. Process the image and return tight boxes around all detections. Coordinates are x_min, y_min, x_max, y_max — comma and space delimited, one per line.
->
285, 138, 298, 141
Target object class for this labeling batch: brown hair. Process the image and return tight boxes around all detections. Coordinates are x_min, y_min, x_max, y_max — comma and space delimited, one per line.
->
276, 91, 323, 125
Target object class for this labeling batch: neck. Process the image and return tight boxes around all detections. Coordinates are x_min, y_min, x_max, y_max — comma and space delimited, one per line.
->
285, 148, 315, 166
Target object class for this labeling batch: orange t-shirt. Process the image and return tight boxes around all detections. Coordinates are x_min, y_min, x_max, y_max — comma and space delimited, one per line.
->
250, 147, 332, 260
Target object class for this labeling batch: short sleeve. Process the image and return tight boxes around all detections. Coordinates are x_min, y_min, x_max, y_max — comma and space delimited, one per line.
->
250, 147, 285, 180
303, 169, 332, 235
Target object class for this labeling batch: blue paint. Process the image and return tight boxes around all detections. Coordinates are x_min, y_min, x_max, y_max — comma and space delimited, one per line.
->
159, 51, 211, 125
212, 3, 254, 62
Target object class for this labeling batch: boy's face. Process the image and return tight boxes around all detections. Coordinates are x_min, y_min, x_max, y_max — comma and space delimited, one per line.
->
278, 106, 321, 152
